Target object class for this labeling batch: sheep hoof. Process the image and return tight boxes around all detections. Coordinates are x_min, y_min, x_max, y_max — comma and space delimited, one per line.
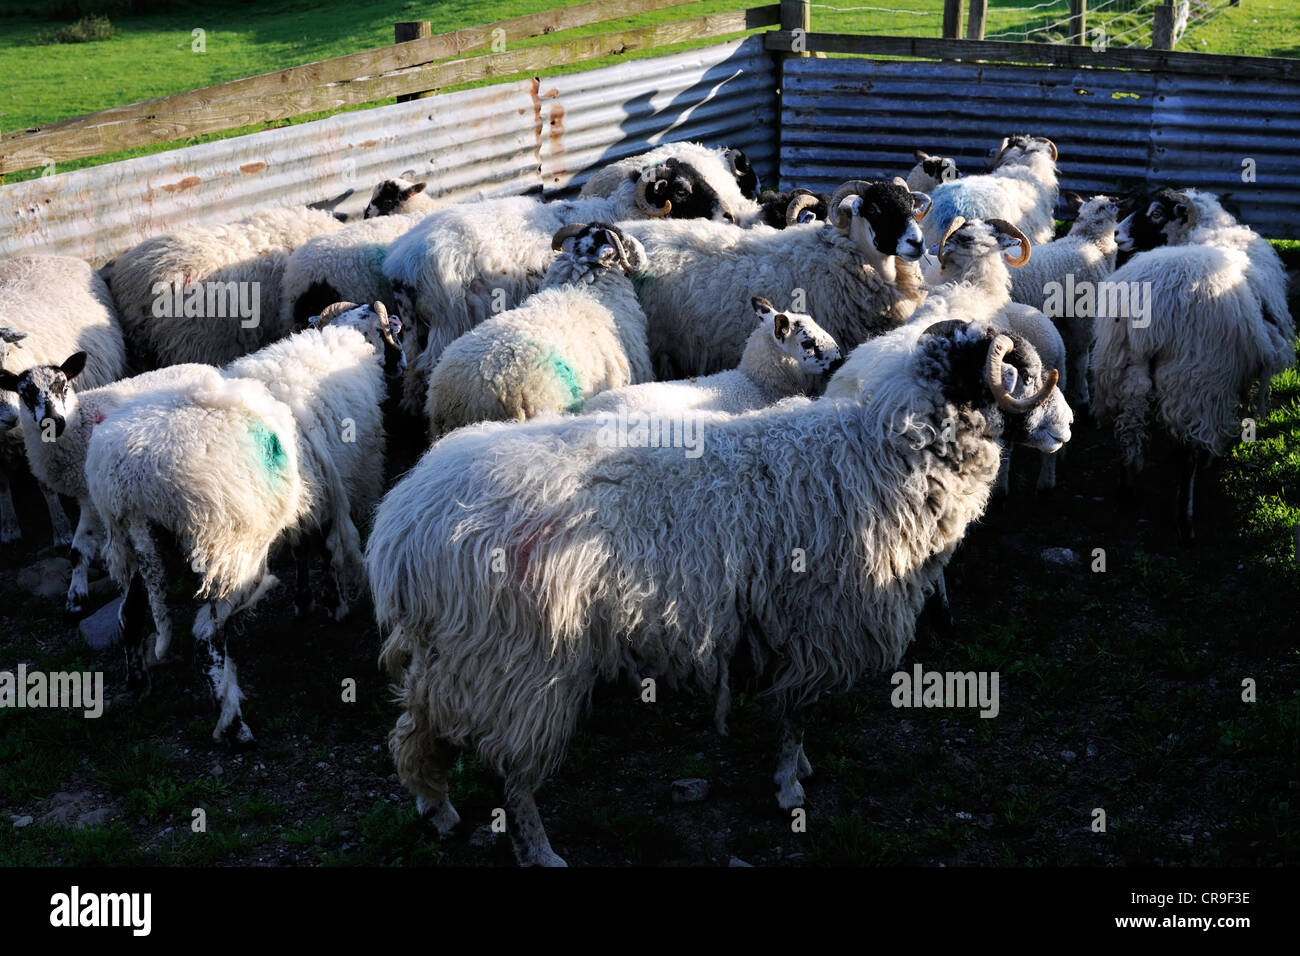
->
776, 779, 806, 810
217, 720, 256, 750
518, 847, 568, 868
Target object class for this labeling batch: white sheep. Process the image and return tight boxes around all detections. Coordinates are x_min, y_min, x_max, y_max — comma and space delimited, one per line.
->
0, 357, 222, 616
278, 212, 425, 332
424, 223, 652, 438
108, 205, 343, 369
1009, 194, 1119, 409
579, 296, 842, 417
906, 150, 959, 193
86, 301, 404, 744
922, 135, 1060, 248
0, 255, 126, 547
579, 142, 762, 220
1092, 199, 1294, 540
363, 177, 439, 219
619, 178, 931, 378
366, 317, 1069, 866
383, 160, 736, 414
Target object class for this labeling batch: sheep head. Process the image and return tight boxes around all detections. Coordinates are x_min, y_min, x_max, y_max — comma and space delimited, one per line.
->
1115, 188, 1197, 253
828, 179, 926, 279
0, 351, 88, 440
988, 134, 1058, 171
750, 295, 843, 392
552, 222, 647, 277
635, 159, 730, 222
364, 177, 429, 219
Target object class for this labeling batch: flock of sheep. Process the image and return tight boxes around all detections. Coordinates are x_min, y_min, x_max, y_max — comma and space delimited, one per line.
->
0, 133, 1293, 866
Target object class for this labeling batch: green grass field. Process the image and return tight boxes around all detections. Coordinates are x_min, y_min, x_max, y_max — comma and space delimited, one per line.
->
1, 0, 1297, 181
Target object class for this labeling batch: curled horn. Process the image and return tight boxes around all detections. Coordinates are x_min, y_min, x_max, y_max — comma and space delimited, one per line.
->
891, 176, 930, 221
727, 148, 749, 174
986, 334, 1058, 413
371, 300, 399, 347
828, 179, 874, 229
986, 218, 1031, 267
635, 166, 672, 218
1171, 190, 1198, 229
313, 301, 360, 326
936, 216, 966, 266
1042, 137, 1059, 162
786, 192, 821, 226
988, 136, 1011, 171
551, 223, 588, 251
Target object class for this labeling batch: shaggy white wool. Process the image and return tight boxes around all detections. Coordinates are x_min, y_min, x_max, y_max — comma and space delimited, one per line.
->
578, 141, 760, 224
923, 141, 1059, 247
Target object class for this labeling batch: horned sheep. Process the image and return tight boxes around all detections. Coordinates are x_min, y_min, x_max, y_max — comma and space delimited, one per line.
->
425, 223, 653, 438
366, 317, 1070, 866
578, 141, 763, 220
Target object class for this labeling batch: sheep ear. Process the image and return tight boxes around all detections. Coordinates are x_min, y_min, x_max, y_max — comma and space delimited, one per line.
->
751, 295, 777, 318
0, 369, 19, 392
1064, 190, 1084, 211
772, 313, 792, 341
403, 182, 427, 198
60, 352, 88, 381
914, 149, 931, 162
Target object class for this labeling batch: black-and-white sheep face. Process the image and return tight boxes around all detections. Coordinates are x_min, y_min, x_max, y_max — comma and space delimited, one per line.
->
987, 134, 1059, 171
0, 327, 29, 428
639, 158, 732, 223
910, 150, 960, 191
311, 301, 407, 379
834, 180, 927, 261
364, 178, 429, 219
0, 352, 87, 440
1115, 188, 1194, 253
751, 296, 843, 385
552, 222, 648, 276
920, 321, 1072, 454
758, 188, 831, 230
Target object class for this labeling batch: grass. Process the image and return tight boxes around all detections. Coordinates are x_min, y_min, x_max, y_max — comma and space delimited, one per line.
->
0, 0, 1296, 181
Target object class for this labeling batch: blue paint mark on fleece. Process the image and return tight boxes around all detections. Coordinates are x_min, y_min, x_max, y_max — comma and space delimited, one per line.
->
249, 421, 287, 475
540, 346, 584, 412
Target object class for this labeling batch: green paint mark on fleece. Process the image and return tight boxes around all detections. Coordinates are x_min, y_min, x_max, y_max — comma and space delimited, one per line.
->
541, 346, 584, 412
249, 421, 287, 475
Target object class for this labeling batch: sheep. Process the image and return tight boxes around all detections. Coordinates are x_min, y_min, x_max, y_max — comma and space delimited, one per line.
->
363, 177, 439, 219
0, 255, 126, 547
86, 301, 404, 744
922, 135, 1060, 248
756, 188, 832, 230
0, 357, 222, 617
108, 205, 344, 369
366, 317, 1069, 866
579, 142, 763, 219
1093, 194, 1294, 541
579, 296, 842, 417
383, 159, 733, 413
424, 223, 652, 438
279, 212, 426, 331
919, 216, 1069, 492
1008, 193, 1119, 409
907, 150, 959, 193
619, 178, 931, 379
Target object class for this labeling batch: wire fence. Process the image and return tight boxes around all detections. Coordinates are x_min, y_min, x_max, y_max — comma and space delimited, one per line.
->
808, 0, 1242, 49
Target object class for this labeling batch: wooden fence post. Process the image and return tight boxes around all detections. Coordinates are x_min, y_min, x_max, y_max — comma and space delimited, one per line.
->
1152, 1, 1174, 51
1068, 0, 1087, 45
395, 21, 433, 101
942, 0, 965, 40
780, 0, 811, 57
965, 0, 987, 40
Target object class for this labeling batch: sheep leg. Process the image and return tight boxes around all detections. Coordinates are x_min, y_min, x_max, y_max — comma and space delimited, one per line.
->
119, 573, 153, 696
504, 776, 566, 867
193, 598, 254, 748
65, 503, 104, 619
40, 483, 74, 548
995, 445, 1012, 498
774, 713, 808, 809
1036, 450, 1057, 493
292, 540, 314, 618
1176, 447, 1199, 546
0, 468, 20, 544
390, 710, 460, 837
126, 519, 174, 665
318, 526, 348, 621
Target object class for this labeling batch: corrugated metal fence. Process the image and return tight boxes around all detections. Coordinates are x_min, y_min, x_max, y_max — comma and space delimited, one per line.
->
780, 58, 1300, 239
0, 36, 778, 266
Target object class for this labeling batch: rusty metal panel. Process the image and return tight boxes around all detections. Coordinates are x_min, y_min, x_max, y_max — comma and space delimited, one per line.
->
538, 35, 779, 195
781, 56, 1300, 238
0, 36, 779, 266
